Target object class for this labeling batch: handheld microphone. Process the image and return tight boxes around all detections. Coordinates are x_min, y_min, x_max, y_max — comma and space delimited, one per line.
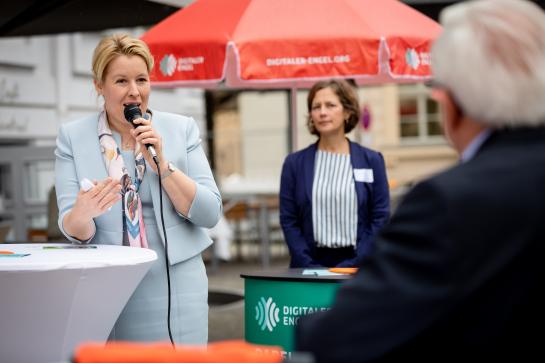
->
123, 104, 158, 164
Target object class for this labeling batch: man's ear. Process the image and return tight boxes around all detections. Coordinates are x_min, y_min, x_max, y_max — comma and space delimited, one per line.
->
432, 89, 462, 130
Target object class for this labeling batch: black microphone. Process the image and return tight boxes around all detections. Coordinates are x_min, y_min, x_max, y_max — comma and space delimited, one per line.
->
123, 104, 158, 164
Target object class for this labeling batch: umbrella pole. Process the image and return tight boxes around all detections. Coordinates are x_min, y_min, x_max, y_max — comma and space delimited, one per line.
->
288, 87, 298, 153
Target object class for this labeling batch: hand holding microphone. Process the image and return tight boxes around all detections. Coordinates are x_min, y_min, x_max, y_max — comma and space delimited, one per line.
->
124, 104, 162, 167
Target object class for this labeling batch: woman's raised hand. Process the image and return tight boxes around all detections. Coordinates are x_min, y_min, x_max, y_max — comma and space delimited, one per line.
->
72, 177, 122, 220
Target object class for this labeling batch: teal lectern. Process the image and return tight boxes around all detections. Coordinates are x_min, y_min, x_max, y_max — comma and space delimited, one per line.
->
241, 269, 351, 355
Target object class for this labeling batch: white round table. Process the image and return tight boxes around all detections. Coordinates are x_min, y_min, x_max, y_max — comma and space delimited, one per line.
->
0, 244, 157, 363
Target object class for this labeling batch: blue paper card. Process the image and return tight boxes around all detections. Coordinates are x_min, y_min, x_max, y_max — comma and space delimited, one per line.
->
43, 245, 97, 249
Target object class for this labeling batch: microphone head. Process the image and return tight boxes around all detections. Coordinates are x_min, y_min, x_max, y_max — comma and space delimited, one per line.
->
124, 104, 142, 124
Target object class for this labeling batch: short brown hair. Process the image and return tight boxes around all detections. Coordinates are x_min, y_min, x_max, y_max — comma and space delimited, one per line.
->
92, 34, 154, 83
306, 79, 360, 136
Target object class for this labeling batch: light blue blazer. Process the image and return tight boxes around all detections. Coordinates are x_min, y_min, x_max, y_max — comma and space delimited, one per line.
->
55, 110, 222, 265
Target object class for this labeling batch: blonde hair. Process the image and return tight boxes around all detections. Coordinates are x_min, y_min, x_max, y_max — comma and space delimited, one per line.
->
432, 0, 545, 126
92, 34, 154, 83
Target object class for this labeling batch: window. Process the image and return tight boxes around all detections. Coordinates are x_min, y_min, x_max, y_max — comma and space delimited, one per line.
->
24, 160, 54, 204
399, 84, 443, 144
0, 146, 55, 241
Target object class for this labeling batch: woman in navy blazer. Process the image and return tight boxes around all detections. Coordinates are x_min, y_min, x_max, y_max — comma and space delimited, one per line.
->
280, 80, 390, 268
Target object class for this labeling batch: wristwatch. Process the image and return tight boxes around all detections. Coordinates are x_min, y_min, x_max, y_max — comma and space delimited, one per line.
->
161, 162, 177, 180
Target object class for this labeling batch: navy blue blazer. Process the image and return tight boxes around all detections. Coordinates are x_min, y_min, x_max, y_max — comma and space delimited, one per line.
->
279, 140, 390, 267
296, 128, 545, 362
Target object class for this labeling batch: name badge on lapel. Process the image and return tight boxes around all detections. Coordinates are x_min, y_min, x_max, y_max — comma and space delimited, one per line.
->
354, 168, 374, 183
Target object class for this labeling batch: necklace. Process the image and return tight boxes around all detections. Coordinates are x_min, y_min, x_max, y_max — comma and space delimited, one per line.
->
123, 140, 132, 149
121, 134, 132, 149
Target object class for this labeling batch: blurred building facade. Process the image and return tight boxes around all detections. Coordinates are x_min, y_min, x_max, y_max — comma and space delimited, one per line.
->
1, 30, 457, 242
214, 85, 457, 196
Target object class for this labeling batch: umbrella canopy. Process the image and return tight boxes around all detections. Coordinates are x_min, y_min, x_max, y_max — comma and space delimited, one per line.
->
142, 0, 442, 89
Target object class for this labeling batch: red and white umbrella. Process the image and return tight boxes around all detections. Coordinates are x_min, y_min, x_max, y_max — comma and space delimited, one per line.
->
141, 0, 441, 147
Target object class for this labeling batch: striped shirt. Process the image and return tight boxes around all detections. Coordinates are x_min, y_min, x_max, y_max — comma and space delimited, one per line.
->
312, 150, 358, 248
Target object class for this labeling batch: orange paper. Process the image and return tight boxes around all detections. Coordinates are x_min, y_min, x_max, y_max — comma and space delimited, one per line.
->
329, 267, 358, 274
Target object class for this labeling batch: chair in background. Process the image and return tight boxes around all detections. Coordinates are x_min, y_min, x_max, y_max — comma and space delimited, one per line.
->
0, 220, 11, 243
261, 195, 288, 258
223, 195, 287, 266
46, 186, 69, 243
205, 214, 234, 272
223, 199, 259, 261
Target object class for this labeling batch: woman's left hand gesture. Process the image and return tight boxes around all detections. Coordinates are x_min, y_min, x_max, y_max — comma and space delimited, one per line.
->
130, 116, 166, 173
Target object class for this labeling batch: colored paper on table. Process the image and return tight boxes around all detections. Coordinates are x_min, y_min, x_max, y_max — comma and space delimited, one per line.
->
43, 245, 98, 249
302, 269, 343, 276
0, 253, 30, 258
328, 267, 358, 274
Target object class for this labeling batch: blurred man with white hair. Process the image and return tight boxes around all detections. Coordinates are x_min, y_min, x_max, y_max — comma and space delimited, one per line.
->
295, 1, 545, 362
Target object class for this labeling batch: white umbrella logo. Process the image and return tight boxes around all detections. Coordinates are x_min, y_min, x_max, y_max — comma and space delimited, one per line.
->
405, 48, 421, 70
159, 54, 177, 77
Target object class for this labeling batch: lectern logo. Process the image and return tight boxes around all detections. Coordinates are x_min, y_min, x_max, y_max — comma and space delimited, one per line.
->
255, 297, 280, 332
160, 54, 177, 77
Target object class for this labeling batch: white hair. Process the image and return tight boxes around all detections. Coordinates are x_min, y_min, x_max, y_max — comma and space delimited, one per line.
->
431, 0, 545, 127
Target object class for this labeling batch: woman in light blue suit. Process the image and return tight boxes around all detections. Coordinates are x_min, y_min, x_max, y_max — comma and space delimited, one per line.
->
55, 34, 221, 344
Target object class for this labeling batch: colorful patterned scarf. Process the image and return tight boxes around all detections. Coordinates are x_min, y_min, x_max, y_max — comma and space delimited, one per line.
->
98, 110, 148, 248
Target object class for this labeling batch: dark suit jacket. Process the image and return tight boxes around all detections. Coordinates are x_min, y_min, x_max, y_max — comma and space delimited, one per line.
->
295, 128, 545, 362
279, 140, 390, 267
